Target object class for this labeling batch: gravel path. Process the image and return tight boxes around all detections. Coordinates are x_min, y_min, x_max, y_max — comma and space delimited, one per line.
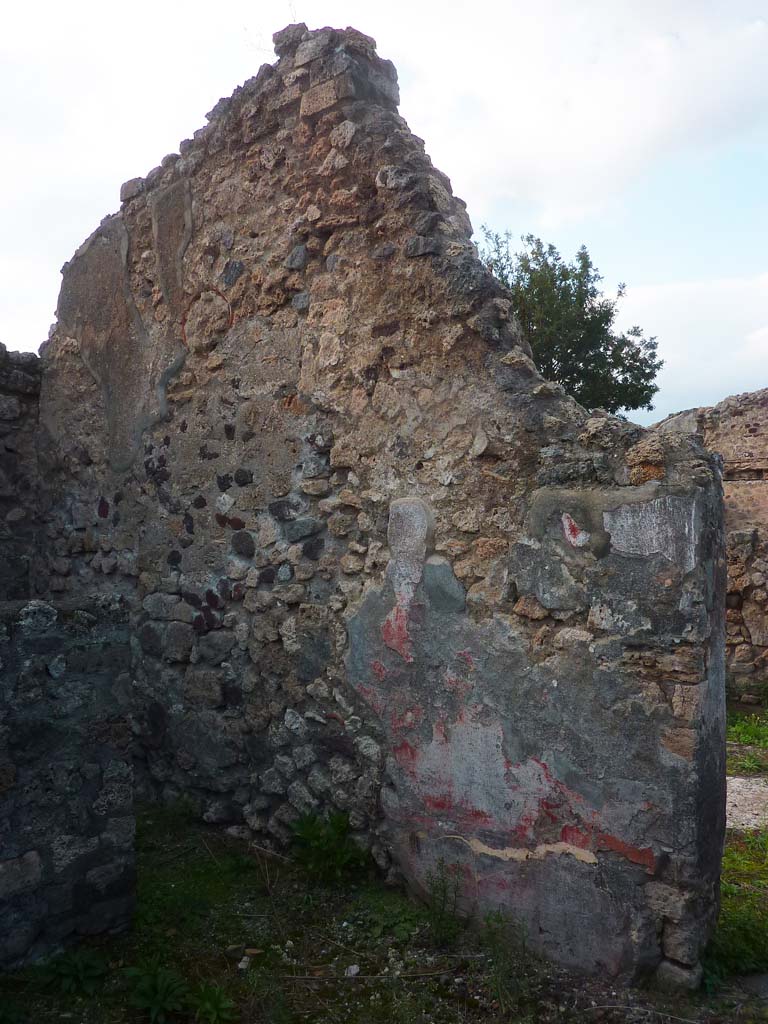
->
727, 775, 768, 830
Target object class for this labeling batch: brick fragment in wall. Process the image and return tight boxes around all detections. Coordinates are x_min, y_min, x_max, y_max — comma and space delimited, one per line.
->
1, 22, 728, 985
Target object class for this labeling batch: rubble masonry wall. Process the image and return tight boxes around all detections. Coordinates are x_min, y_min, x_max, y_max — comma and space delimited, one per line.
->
1, 23, 726, 984
661, 389, 768, 703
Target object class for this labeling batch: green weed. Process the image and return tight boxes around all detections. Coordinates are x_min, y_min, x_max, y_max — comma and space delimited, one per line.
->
727, 712, 768, 748
41, 947, 109, 996
0, 1004, 23, 1024
744, 829, 768, 859
245, 966, 297, 1024
190, 981, 238, 1023
133, 816, 259, 951
704, 828, 768, 980
481, 910, 533, 1017
350, 884, 426, 945
728, 751, 768, 775
290, 812, 368, 884
124, 960, 191, 1023
425, 858, 463, 948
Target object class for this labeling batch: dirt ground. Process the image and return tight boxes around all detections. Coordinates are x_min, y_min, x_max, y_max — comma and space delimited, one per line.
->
727, 775, 768, 830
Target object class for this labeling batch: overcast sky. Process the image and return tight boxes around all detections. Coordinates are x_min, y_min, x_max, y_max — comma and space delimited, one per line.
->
2, 0, 766, 423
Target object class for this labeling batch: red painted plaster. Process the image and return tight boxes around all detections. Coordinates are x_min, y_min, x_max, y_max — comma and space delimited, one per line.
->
443, 672, 472, 698
597, 833, 656, 871
562, 511, 590, 547
560, 824, 592, 849
382, 604, 414, 662
425, 794, 453, 812
390, 705, 424, 733
462, 806, 494, 826
353, 682, 385, 716
393, 740, 420, 773
456, 649, 475, 670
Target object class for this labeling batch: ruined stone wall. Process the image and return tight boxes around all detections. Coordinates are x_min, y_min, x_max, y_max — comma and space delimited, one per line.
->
0, 344, 41, 600
660, 389, 768, 702
0, 353, 135, 965
0, 600, 133, 967
18, 23, 725, 984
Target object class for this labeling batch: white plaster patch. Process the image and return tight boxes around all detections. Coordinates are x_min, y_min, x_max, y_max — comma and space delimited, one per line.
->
602, 495, 699, 573
587, 599, 651, 634
561, 512, 590, 547
411, 716, 510, 818
398, 711, 563, 832
388, 498, 434, 559
386, 497, 434, 604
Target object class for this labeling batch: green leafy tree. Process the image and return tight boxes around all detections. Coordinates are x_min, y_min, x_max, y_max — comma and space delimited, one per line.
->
480, 228, 662, 413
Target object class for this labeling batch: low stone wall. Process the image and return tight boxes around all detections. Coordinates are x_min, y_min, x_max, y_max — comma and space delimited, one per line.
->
131, 576, 386, 853
660, 389, 768, 702
0, 601, 134, 967
726, 526, 768, 702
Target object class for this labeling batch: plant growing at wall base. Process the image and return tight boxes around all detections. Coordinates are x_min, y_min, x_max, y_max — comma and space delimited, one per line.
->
703, 827, 768, 983
189, 981, 238, 1023
425, 858, 463, 947
481, 910, 534, 1017
41, 948, 109, 996
290, 812, 368, 884
124, 961, 191, 1023
363, 900, 423, 945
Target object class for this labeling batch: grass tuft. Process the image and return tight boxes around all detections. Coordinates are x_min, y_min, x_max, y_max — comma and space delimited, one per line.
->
704, 828, 768, 981
727, 712, 768, 748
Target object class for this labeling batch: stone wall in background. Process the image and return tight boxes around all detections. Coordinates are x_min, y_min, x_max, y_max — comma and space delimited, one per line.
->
1, 23, 727, 985
0, 344, 41, 601
1, 336, 136, 967
660, 389, 768, 704
0, 600, 133, 967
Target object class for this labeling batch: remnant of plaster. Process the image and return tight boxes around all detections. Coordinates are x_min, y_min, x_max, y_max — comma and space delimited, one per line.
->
603, 494, 699, 573
388, 498, 434, 560
561, 512, 590, 548
387, 497, 433, 598
445, 834, 598, 865
381, 604, 414, 663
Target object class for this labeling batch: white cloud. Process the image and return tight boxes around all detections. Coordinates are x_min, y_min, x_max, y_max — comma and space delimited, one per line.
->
745, 325, 768, 356
618, 272, 768, 423
377, 0, 768, 227
1, 0, 767, 389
